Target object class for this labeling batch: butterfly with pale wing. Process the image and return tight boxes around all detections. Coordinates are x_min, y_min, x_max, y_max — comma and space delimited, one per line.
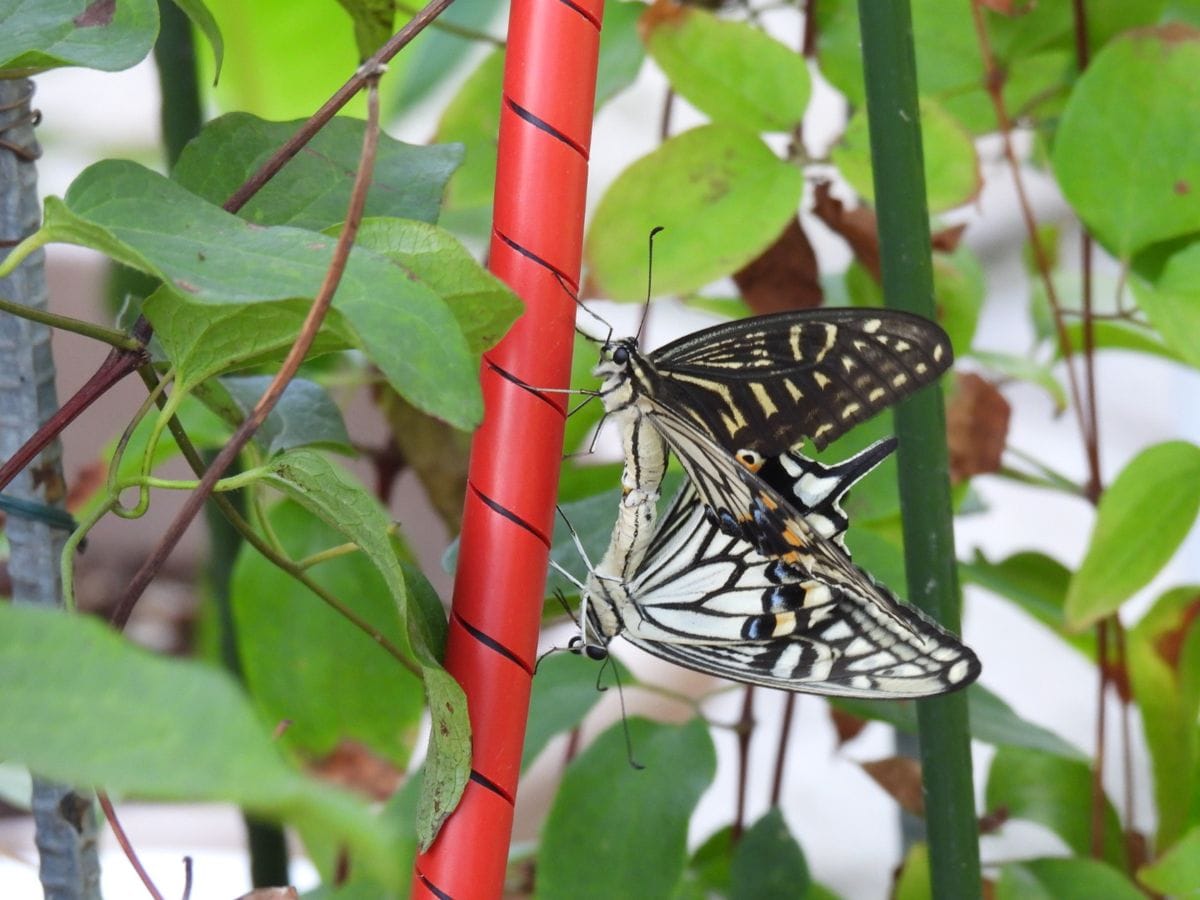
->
561, 432, 979, 698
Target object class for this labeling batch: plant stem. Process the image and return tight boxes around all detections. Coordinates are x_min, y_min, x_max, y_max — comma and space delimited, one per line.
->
0, 293, 140, 348
855, 3, 982, 897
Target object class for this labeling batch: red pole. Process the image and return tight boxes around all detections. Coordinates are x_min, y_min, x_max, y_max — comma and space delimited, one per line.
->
411, 1, 604, 896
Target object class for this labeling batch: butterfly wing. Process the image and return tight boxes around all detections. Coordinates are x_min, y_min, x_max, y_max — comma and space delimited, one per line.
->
623, 404, 979, 696
649, 309, 951, 453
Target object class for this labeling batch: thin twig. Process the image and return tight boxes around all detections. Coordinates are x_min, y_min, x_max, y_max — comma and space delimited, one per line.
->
967, 1, 1102, 502
180, 856, 193, 900
96, 791, 165, 900
731, 686, 755, 842
0, 293, 140, 349
109, 73, 386, 632
769, 693, 797, 808
0, 319, 151, 492
1091, 619, 1109, 859
394, 1, 505, 45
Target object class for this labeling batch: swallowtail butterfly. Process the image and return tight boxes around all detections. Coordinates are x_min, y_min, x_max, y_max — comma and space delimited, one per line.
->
586, 308, 951, 588
574, 438, 979, 697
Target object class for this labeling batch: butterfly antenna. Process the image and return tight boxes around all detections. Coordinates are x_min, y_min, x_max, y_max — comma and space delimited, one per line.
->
603, 658, 645, 770
634, 225, 665, 345
553, 270, 612, 343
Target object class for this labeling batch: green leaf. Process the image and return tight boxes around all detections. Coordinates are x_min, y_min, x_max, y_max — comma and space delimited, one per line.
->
0, 604, 405, 887
170, 0, 223, 81
960, 550, 1094, 658
537, 718, 716, 900
1065, 440, 1200, 628
522, 652, 634, 770
586, 124, 804, 299
985, 746, 1127, 868
1131, 240, 1200, 370
676, 827, 734, 899
436, 48, 504, 215
644, 6, 810, 132
996, 858, 1143, 900
199, 0, 394, 120
0, 0, 158, 74
262, 450, 469, 849
969, 350, 1067, 412
144, 286, 358, 394
596, 1, 646, 109
894, 843, 930, 900
1061, 319, 1182, 365
837, 684, 1085, 761
1053, 26, 1200, 258
352, 217, 522, 355
1127, 585, 1200, 846
1139, 824, 1200, 893
173, 112, 463, 230
232, 500, 424, 765
833, 97, 980, 212
333, 0, 393, 58
730, 808, 810, 900
49, 161, 480, 428
207, 375, 353, 457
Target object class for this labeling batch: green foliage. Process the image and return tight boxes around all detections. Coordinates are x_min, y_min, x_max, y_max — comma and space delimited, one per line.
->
173, 113, 464, 229
586, 124, 804, 299
0, 604, 406, 887
644, 6, 810, 132
11, 1, 1200, 896
0, 0, 158, 75
1053, 27, 1200, 259
536, 718, 716, 899
1065, 441, 1200, 627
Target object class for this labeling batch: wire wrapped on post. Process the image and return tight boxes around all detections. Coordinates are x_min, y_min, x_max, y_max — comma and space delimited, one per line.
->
412, 0, 605, 895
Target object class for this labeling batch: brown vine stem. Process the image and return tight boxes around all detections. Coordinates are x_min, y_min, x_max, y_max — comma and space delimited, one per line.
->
769, 693, 797, 808
966, 0, 1102, 503
109, 74, 385, 632
96, 790, 165, 900
0, 0, 457, 493
1091, 619, 1109, 859
731, 686, 756, 842
0, 318, 151, 492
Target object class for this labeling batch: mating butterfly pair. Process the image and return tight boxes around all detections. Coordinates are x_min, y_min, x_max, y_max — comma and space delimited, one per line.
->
570, 308, 979, 699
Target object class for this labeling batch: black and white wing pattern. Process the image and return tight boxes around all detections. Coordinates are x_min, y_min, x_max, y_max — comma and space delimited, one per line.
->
586, 438, 979, 698
594, 308, 952, 457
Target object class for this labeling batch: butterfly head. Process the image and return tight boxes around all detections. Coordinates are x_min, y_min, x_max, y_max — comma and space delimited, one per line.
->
593, 337, 645, 412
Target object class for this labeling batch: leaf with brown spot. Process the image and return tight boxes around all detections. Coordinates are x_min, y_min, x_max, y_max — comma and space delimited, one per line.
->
861, 756, 924, 817
733, 216, 822, 314
74, 0, 116, 27
946, 372, 1011, 483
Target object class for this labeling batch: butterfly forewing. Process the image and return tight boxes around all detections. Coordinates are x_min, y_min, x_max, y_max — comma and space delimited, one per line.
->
648, 309, 951, 453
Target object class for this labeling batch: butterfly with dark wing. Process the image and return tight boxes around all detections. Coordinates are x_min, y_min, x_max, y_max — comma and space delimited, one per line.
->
583, 307, 953, 631
575, 437, 979, 697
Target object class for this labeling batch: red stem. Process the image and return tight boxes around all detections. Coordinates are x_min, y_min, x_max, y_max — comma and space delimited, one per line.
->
732, 686, 755, 842
411, 1, 603, 895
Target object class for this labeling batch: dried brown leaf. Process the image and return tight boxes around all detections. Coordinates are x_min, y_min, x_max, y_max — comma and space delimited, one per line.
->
310, 740, 403, 801
947, 373, 1011, 482
861, 756, 924, 817
733, 216, 823, 314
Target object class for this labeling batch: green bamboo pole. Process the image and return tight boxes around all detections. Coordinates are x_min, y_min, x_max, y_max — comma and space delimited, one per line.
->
854, 2, 982, 897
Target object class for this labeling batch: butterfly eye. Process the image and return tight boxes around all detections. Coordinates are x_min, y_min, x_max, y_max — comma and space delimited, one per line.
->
612, 345, 630, 365
585, 645, 608, 661
568, 636, 584, 654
